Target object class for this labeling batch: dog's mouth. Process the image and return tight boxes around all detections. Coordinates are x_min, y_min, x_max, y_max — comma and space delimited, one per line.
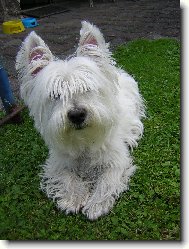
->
74, 124, 88, 130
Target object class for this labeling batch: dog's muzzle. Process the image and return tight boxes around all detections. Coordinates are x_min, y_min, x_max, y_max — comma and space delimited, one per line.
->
67, 108, 87, 129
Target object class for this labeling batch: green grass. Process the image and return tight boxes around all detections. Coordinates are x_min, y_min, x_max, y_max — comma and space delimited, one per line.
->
0, 38, 180, 240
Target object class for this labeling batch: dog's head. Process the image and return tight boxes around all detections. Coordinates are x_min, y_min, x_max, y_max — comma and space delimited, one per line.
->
16, 21, 120, 154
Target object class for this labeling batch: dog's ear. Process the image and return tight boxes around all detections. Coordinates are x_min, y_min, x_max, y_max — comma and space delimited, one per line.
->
78, 21, 106, 49
16, 31, 53, 76
77, 21, 116, 67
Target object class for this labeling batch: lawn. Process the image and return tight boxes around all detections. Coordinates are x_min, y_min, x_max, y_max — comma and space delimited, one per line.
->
0, 38, 180, 240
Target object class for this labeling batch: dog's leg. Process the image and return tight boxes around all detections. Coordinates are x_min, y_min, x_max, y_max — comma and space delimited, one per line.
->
82, 151, 136, 220
40, 166, 89, 214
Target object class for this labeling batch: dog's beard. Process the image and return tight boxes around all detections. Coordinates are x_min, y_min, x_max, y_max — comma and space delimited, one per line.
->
43, 109, 113, 155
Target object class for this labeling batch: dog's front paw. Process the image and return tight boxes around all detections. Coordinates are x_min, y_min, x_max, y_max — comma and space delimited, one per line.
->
82, 196, 115, 220
57, 192, 89, 214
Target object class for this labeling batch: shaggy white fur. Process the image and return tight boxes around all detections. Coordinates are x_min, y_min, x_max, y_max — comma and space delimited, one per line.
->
16, 21, 145, 220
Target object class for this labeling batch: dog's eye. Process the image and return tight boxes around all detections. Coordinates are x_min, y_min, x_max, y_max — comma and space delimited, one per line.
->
54, 94, 61, 100
49, 93, 61, 100
85, 89, 91, 94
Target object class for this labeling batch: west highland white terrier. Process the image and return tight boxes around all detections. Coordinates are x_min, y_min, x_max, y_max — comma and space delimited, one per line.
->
16, 21, 145, 220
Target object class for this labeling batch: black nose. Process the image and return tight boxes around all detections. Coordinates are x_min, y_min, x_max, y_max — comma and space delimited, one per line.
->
67, 108, 87, 125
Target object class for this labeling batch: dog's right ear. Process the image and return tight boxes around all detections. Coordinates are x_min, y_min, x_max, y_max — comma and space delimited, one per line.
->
16, 31, 53, 76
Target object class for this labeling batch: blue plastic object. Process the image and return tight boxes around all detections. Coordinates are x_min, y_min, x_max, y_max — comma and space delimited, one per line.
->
21, 17, 38, 28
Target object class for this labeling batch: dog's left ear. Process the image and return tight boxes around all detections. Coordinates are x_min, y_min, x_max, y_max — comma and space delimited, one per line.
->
16, 31, 53, 77
77, 21, 111, 59
78, 21, 106, 49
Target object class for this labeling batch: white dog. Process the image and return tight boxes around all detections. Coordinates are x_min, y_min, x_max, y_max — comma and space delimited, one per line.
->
16, 21, 145, 220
